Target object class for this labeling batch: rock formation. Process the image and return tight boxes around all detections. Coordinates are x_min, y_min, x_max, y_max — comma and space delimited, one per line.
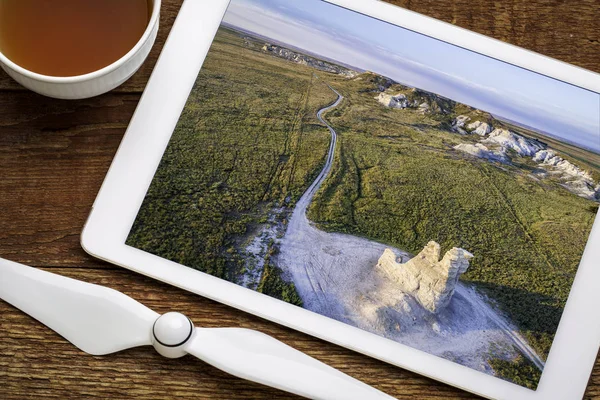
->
374, 84, 455, 114
376, 242, 473, 313
534, 150, 593, 180
483, 128, 545, 156
454, 143, 509, 163
451, 115, 471, 134
376, 92, 413, 109
455, 137, 600, 201
261, 43, 357, 77
534, 149, 600, 200
366, 72, 599, 202
467, 120, 492, 136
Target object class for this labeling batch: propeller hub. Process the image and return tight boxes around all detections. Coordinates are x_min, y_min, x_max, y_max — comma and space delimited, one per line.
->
152, 312, 194, 358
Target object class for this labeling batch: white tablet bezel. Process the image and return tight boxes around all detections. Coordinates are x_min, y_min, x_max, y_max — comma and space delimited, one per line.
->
81, 1, 600, 399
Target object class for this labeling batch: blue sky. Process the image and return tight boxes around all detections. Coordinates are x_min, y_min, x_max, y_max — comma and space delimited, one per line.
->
223, 0, 600, 153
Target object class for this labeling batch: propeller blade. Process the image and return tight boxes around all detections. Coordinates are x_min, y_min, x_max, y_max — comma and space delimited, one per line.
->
185, 327, 395, 400
1, 258, 394, 399
0, 258, 159, 355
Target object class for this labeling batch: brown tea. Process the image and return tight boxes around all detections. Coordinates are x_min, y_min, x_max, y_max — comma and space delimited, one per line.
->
0, 0, 150, 77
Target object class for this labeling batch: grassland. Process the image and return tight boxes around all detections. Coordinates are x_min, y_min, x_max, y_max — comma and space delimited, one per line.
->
307, 73, 598, 386
127, 27, 337, 301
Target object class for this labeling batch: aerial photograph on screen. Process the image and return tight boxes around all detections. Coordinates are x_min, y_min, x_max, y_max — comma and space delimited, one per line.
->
127, 0, 600, 389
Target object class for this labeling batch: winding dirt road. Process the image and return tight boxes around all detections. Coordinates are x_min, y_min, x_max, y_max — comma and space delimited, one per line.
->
295, 85, 343, 221
277, 85, 544, 373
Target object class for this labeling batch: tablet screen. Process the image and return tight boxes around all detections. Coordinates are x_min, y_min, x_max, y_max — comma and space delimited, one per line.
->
126, 0, 600, 389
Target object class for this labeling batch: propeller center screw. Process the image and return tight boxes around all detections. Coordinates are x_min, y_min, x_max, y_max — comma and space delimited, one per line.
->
152, 312, 194, 359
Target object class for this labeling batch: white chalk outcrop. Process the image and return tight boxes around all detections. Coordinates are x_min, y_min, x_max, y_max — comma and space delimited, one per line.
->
455, 138, 600, 201
376, 242, 473, 314
534, 150, 599, 200
467, 121, 492, 136
454, 143, 509, 163
452, 116, 493, 136
483, 128, 545, 157
534, 150, 593, 180
452, 115, 471, 134
376, 92, 412, 109
563, 180, 600, 200
262, 43, 358, 77
376, 83, 599, 201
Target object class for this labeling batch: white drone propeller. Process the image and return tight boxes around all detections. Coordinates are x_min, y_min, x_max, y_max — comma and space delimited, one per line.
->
0, 257, 394, 400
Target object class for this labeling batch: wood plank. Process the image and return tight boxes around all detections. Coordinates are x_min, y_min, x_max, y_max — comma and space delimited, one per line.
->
0, 92, 133, 267
386, 0, 600, 73
0, 0, 598, 92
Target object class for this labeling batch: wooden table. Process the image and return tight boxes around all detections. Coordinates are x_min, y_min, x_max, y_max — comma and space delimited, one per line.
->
1, 1, 598, 398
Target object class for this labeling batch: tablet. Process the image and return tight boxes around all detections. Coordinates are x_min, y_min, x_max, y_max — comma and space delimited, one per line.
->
81, 0, 600, 398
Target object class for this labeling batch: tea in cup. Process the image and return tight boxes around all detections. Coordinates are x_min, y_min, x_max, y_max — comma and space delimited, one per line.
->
0, 0, 161, 99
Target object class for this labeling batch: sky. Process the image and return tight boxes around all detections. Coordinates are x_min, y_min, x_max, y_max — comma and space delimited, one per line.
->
222, 0, 600, 153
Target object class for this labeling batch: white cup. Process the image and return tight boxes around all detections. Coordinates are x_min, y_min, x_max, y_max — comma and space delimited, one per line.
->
0, 0, 161, 99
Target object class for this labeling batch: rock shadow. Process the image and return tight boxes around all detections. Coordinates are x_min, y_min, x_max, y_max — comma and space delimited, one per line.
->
465, 280, 563, 336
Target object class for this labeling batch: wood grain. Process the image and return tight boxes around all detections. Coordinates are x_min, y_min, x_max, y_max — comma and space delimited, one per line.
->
0, 93, 134, 267
0, 0, 599, 399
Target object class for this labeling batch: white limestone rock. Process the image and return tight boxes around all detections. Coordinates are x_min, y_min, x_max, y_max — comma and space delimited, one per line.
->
562, 180, 600, 201
376, 242, 473, 314
452, 115, 471, 134
262, 43, 358, 77
376, 92, 410, 109
466, 121, 492, 136
454, 143, 509, 163
556, 160, 594, 182
533, 149, 599, 201
484, 128, 545, 156
534, 149, 593, 181
533, 149, 560, 165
